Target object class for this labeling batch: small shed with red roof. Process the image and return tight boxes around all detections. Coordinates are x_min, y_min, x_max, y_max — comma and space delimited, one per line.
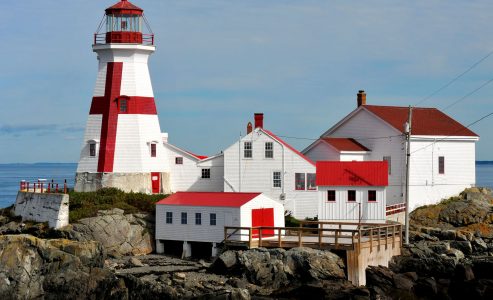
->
155, 191, 284, 257
316, 161, 388, 223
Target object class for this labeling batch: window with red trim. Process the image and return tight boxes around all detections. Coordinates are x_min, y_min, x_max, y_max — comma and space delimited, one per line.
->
348, 190, 356, 202
327, 190, 336, 202
150, 144, 156, 157
295, 173, 305, 190
368, 190, 376, 202
119, 98, 128, 113
307, 173, 316, 190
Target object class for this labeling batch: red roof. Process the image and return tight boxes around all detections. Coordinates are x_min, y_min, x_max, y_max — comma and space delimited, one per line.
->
106, 0, 143, 14
185, 151, 208, 160
322, 137, 370, 151
263, 129, 316, 166
364, 105, 478, 137
316, 161, 388, 186
156, 192, 261, 207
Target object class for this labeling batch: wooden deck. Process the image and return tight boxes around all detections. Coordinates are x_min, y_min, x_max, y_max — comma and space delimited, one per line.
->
224, 221, 403, 253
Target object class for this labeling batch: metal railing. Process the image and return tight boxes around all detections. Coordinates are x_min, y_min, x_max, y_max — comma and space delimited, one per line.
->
224, 222, 402, 252
93, 33, 154, 45
19, 179, 68, 194
386, 203, 406, 216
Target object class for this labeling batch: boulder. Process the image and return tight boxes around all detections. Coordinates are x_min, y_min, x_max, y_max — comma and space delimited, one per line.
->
472, 238, 489, 253
450, 241, 473, 255
0, 234, 119, 300
439, 193, 493, 227
71, 211, 154, 257
471, 256, 493, 279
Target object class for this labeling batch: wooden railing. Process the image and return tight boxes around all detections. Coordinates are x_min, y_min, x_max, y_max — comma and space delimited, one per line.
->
19, 180, 68, 194
224, 222, 402, 252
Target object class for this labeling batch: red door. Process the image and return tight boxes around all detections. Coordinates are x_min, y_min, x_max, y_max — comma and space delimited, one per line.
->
252, 208, 274, 238
151, 172, 160, 194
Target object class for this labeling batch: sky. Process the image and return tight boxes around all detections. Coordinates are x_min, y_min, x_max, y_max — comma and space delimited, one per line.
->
0, 0, 492, 163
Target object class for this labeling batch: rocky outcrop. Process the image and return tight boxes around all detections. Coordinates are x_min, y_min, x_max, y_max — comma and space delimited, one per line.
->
211, 247, 346, 289
0, 234, 119, 300
67, 208, 154, 257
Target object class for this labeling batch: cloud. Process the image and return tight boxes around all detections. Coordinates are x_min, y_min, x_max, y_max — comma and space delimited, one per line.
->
0, 124, 84, 137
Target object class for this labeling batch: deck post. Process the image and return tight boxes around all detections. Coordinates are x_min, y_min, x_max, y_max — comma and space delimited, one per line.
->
392, 225, 395, 248
298, 228, 302, 247
278, 228, 282, 248
318, 229, 322, 248
335, 229, 339, 249
385, 227, 388, 250
400, 224, 403, 247
224, 227, 227, 242
370, 228, 373, 253
249, 228, 252, 248
358, 228, 362, 253
377, 228, 381, 251
259, 228, 263, 247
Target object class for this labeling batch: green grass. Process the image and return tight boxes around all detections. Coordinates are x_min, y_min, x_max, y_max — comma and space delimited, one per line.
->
68, 188, 167, 223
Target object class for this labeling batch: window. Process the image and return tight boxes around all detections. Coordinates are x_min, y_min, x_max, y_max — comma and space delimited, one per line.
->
210, 213, 216, 226
368, 190, 377, 202
383, 156, 391, 175
295, 173, 305, 190
327, 190, 336, 202
150, 144, 156, 157
175, 157, 183, 165
348, 190, 356, 202
201, 168, 211, 179
166, 212, 173, 224
265, 142, 273, 158
244, 141, 252, 158
439, 156, 445, 174
273, 171, 282, 188
119, 98, 127, 113
307, 173, 316, 190
89, 143, 96, 157
195, 213, 201, 225
181, 212, 187, 224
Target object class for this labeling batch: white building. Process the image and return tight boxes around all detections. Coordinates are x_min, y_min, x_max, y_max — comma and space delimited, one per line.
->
316, 161, 388, 224
223, 114, 318, 219
155, 191, 284, 257
164, 142, 224, 192
303, 90, 479, 210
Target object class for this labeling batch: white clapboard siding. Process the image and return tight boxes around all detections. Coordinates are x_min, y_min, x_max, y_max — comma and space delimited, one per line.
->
322, 109, 406, 206
304, 141, 341, 161
223, 129, 318, 219
408, 138, 476, 209
113, 115, 168, 173
77, 115, 102, 173
318, 186, 386, 223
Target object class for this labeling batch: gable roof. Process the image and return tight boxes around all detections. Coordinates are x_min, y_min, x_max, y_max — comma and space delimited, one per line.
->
185, 151, 208, 160
156, 192, 261, 207
316, 161, 388, 186
322, 137, 370, 152
363, 105, 478, 137
262, 129, 316, 166
164, 142, 207, 161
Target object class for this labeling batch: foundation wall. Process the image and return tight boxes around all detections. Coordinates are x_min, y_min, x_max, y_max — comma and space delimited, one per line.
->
14, 192, 69, 229
75, 172, 171, 194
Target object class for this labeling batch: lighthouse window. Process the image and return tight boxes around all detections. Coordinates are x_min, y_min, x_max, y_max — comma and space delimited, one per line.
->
119, 99, 127, 113
89, 143, 96, 157
150, 144, 157, 157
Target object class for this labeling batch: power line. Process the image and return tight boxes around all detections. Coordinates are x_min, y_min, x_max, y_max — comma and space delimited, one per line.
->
442, 76, 493, 111
410, 111, 493, 155
415, 49, 493, 106
276, 134, 403, 142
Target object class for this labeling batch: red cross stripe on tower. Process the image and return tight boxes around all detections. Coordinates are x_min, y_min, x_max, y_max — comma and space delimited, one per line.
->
89, 62, 157, 172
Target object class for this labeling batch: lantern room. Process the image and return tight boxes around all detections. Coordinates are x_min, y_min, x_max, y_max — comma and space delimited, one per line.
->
94, 0, 154, 45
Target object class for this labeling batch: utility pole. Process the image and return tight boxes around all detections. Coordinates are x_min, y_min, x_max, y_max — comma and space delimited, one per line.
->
404, 106, 413, 245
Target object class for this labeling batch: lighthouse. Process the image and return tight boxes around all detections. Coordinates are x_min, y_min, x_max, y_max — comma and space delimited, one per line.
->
75, 0, 170, 194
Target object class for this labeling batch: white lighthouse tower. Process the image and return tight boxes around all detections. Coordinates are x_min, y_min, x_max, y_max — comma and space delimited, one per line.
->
75, 0, 169, 194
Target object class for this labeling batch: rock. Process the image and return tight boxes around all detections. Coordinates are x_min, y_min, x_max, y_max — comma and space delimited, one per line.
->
174, 272, 186, 280
0, 234, 120, 299
71, 211, 154, 257
409, 230, 439, 242
392, 273, 415, 291
446, 248, 465, 260
439, 194, 492, 227
213, 250, 238, 271
455, 263, 475, 281
457, 230, 474, 241
284, 247, 346, 281
415, 277, 438, 297
390, 254, 457, 278
129, 257, 145, 267
427, 241, 450, 255
471, 256, 493, 279
450, 241, 473, 255
440, 230, 457, 241
472, 238, 489, 253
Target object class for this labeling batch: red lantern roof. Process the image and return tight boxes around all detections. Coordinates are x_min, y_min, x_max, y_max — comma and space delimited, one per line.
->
106, 0, 143, 15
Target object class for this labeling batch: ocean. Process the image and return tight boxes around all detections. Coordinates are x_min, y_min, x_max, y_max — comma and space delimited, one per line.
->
0, 162, 492, 208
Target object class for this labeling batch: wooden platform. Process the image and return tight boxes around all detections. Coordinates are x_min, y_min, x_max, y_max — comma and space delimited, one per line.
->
224, 221, 403, 285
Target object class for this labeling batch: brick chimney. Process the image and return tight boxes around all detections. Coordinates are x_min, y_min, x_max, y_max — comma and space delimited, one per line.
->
357, 90, 366, 107
246, 122, 253, 134
254, 113, 264, 129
